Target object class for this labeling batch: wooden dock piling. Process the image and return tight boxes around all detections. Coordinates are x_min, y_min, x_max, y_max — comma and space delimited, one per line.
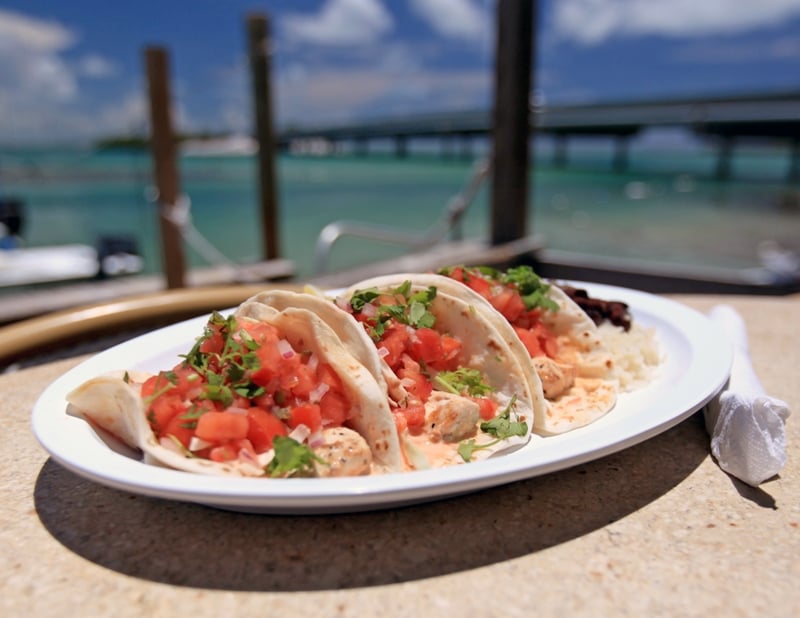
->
144, 46, 187, 289
490, 0, 536, 246
247, 13, 281, 261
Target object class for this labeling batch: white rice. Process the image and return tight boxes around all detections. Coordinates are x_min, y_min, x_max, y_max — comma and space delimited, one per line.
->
596, 321, 663, 391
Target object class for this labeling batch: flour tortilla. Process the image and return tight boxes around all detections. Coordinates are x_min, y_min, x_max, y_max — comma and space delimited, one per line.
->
431, 272, 618, 435
237, 289, 407, 406
341, 273, 544, 465
66, 307, 404, 477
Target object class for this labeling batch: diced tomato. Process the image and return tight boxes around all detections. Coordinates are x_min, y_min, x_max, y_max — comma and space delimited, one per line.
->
397, 362, 433, 402
209, 443, 238, 462
400, 401, 426, 433
288, 362, 317, 398
464, 272, 492, 299
208, 439, 256, 463
514, 325, 544, 358
147, 393, 186, 435
288, 403, 323, 432
319, 390, 349, 426
431, 334, 461, 370
199, 327, 224, 354
251, 364, 277, 388
474, 397, 499, 421
393, 410, 408, 434
379, 325, 410, 369
533, 323, 559, 358
241, 319, 280, 343
491, 289, 526, 323
195, 411, 249, 442
160, 411, 195, 447
446, 266, 466, 283
514, 324, 558, 359
409, 327, 443, 365
256, 340, 283, 372
141, 372, 174, 400
246, 407, 287, 452
317, 362, 343, 390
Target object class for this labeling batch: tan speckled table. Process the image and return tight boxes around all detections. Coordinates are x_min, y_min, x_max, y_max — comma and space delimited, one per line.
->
2, 294, 798, 617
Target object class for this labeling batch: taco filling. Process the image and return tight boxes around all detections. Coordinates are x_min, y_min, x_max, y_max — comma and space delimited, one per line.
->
339, 278, 535, 468
67, 308, 403, 477
438, 265, 620, 433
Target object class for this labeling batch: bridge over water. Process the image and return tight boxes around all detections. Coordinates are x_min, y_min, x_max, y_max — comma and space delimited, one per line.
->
278, 90, 800, 180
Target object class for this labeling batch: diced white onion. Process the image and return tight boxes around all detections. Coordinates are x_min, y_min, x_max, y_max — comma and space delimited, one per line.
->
277, 338, 295, 359
307, 353, 319, 373
257, 449, 276, 467
309, 382, 330, 403
309, 428, 325, 448
238, 448, 259, 466
189, 436, 214, 451
288, 423, 312, 444
361, 302, 377, 318
377, 346, 389, 358
335, 295, 349, 310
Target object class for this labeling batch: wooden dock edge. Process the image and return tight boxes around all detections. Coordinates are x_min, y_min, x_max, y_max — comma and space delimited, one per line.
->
0, 258, 295, 325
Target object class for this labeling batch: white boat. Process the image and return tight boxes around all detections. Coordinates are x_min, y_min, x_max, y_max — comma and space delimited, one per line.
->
0, 243, 144, 288
0, 197, 144, 288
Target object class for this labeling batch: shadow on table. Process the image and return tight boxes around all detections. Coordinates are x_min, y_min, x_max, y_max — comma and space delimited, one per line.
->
34, 414, 709, 592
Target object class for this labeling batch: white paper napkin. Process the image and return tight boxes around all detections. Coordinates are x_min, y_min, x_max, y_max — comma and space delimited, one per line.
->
704, 304, 791, 486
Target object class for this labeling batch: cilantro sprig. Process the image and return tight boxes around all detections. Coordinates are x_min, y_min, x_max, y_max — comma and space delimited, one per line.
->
179, 312, 266, 409
349, 281, 437, 340
266, 436, 327, 477
500, 266, 559, 312
457, 396, 527, 462
439, 265, 559, 313
434, 367, 494, 397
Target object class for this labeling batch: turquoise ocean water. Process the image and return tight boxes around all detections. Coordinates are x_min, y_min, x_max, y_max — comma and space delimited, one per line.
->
1, 140, 798, 287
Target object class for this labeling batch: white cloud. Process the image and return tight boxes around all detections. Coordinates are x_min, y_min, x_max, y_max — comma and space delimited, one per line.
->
281, 0, 393, 46
77, 54, 118, 79
0, 8, 74, 51
409, 0, 486, 41
0, 8, 128, 142
554, 0, 800, 45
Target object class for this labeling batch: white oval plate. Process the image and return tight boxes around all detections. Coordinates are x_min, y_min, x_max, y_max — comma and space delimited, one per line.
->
31, 283, 732, 514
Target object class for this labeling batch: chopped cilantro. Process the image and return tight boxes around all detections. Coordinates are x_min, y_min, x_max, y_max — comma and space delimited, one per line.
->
434, 367, 494, 397
178, 311, 266, 409
457, 396, 528, 462
439, 265, 559, 313
266, 436, 327, 477
349, 281, 438, 340
178, 405, 206, 429
480, 396, 527, 439
499, 266, 559, 312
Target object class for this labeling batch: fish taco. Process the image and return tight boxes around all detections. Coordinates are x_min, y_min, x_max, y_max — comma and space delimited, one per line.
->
436, 265, 621, 434
328, 274, 545, 469
66, 306, 404, 478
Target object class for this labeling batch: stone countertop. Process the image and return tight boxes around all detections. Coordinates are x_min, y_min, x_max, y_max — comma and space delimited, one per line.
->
2, 293, 797, 617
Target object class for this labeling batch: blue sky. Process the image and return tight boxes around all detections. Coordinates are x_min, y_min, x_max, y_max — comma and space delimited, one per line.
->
2, 0, 800, 144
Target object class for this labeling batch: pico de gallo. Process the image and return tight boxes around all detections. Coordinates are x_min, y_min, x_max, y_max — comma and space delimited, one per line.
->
438, 265, 561, 360
343, 281, 526, 461
132, 311, 354, 477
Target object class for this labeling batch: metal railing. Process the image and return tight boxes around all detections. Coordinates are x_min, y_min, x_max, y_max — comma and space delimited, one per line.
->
313, 158, 491, 274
